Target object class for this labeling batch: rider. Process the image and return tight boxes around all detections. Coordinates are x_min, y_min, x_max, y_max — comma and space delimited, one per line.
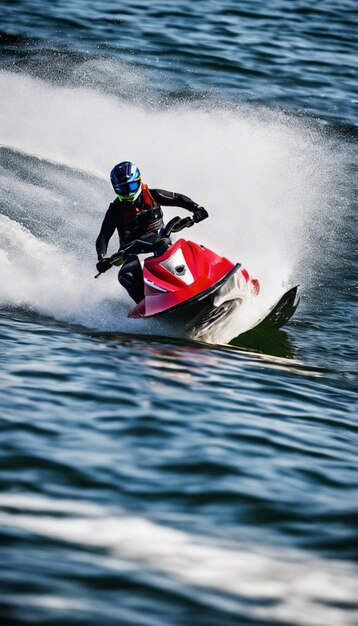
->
96, 161, 208, 303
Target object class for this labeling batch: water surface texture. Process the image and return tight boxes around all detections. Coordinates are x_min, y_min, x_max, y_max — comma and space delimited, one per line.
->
0, 1, 357, 625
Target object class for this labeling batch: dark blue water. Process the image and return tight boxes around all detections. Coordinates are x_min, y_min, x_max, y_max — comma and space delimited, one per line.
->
1, 0, 357, 125
0, 2, 357, 625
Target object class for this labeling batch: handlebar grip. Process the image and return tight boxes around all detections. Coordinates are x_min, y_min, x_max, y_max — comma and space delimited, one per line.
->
172, 216, 194, 232
162, 216, 182, 237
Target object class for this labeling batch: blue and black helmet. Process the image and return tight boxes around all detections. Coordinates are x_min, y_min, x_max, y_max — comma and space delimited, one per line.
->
110, 161, 142, 202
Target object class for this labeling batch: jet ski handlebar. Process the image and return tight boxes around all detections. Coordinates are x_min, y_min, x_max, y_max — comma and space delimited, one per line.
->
162, 215, 195, 237
115, 215, 198, 257
95, 214, 205, 277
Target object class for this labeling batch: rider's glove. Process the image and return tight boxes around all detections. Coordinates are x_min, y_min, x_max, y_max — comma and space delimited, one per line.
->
193, 207, 208, 223
96, 257, 112, 273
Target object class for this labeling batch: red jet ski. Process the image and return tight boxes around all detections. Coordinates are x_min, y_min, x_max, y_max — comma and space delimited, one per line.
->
98, 215, 262, 337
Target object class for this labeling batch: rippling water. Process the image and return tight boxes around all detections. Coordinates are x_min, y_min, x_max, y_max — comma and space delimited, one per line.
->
2, 0, 357, 124
0, 1, 357, 625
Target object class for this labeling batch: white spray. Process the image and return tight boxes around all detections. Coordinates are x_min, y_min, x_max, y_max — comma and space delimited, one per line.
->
0, 69, 340, 341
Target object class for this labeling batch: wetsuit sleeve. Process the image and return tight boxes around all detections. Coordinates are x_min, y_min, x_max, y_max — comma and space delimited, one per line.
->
95, 206, 116, 259
150, 189, 200, 212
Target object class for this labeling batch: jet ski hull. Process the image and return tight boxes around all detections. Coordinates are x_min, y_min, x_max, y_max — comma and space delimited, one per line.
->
129, 265, 244, 334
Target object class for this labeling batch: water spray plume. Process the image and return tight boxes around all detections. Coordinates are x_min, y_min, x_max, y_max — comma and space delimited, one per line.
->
0, 69, 341, 340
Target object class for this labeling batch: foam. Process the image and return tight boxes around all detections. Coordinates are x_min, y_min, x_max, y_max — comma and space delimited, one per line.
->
0, 69, 341, 340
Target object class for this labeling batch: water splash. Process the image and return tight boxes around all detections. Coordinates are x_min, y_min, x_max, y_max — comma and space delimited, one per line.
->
0, 67, 343, 341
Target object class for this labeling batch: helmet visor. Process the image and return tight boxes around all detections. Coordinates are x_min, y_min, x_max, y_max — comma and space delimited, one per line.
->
114, 179, 141, 197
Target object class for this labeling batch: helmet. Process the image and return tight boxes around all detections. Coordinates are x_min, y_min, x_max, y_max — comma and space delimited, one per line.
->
110, 161, 142, 202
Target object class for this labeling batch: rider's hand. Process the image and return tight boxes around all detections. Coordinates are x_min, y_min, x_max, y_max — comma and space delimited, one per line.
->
96, 258, 112, 273
193, 207, 208, 223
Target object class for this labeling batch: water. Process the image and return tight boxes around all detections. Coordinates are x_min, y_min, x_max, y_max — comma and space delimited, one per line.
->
0, 2, 357, 625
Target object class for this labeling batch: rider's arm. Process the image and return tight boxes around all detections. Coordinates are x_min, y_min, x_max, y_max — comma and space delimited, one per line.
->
150, 189, 201, 212
96, 205, 116, 260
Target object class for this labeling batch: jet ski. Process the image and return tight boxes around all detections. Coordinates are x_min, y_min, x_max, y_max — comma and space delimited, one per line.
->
96, 214, 298, 337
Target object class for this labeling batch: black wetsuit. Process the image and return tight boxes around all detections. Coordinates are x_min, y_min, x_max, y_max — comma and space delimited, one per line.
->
96, 188, 201, 303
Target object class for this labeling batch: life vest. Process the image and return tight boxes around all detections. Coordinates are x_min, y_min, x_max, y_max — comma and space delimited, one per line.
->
120, 183, 164, 245
141, 184, 156, 209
